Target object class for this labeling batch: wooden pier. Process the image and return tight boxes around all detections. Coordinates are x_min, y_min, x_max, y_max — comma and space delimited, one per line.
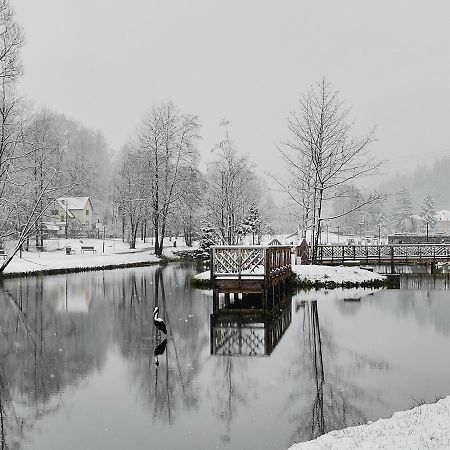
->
316, 244, 450, 265
210, 245, 292, 292
210, 290, 292, 356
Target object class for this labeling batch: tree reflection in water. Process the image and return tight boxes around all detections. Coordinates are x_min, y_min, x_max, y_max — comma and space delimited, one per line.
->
289, 300, 378, 442
111, 267, 207, 425
0, 274, 109, 449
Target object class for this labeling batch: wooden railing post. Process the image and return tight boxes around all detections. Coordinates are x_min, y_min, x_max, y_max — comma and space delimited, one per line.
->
210, 247, 214, 281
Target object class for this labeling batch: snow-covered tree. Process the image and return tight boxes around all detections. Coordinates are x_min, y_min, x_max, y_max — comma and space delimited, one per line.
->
198, 225, 219, 252
136, 102, 200, 256
420, 193, 437, 231
205, 120, 259, 245
240, 204, 261, 244
393, 188, 413, 231
277, 78, 381, 262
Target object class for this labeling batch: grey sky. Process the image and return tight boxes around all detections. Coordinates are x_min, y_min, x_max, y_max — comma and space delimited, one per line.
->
14, 0, 450, 180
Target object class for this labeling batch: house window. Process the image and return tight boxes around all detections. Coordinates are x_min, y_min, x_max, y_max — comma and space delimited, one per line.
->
51, 209, 59, 215
85, 210, 89, 216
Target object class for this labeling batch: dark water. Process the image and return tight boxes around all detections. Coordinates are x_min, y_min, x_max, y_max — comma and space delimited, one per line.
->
0, 265, 450, 450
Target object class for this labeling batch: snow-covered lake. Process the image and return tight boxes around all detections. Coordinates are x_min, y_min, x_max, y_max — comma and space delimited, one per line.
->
0, 265, 449, 450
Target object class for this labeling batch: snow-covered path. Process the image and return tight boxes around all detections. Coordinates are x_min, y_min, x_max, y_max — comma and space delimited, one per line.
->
289, 396, 450, 450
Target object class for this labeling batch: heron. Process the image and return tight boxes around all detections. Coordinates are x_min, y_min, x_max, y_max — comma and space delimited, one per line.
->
153, 306, 167, 335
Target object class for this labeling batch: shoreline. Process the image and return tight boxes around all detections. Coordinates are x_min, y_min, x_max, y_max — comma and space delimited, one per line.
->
289, 395, 450, 450
0, 258, 166, 279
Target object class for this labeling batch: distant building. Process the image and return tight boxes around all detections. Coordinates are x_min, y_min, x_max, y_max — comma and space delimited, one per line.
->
46, 197, 95, 237
436, 210, 450, 234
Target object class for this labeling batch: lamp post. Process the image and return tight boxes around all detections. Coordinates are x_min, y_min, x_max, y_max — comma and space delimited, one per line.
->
426, 222, 429, 243
62, 199, 68, 239
102, 225, 106, 253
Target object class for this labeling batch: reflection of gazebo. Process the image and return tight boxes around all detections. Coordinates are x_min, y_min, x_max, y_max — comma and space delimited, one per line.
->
210, 291, 292, 356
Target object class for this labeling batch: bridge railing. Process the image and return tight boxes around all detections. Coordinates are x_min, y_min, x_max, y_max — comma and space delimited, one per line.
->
317, 244, 450, 263
210, 245, 292, 282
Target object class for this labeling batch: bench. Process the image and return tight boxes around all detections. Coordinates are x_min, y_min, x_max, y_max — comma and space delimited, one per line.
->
81, 246, 96, 254
0, 250, 7, 259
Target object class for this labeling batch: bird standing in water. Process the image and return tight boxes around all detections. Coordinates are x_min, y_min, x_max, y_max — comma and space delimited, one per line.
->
153, 306, 167, 335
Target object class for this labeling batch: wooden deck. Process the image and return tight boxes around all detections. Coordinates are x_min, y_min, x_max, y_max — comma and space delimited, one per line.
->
210, 291, 292, 356
317, 244, 450, 265
210, 245, 292, 292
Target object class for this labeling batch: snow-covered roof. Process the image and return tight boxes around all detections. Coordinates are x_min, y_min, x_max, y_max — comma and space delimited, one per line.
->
57, 197, 91, 211
436, 210, 450, 221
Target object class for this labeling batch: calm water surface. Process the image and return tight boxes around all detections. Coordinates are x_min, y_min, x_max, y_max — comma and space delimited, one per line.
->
0, 265, 450, 450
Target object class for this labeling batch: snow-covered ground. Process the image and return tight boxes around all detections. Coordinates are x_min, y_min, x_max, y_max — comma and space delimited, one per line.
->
1, 238, 187, 275
194, 264, 385, 285
289, 396, 450, 450
292, 264, 385, 285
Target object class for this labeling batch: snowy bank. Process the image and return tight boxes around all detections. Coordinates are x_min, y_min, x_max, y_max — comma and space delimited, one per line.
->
292, 264, 385, 286
0, 238, 186, 277
289, 395, 450, 450
193, 265, 385, 288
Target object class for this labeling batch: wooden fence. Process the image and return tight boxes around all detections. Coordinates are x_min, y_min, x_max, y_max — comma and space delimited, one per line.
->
210, 245, 292, 287
317, 244, 450, 265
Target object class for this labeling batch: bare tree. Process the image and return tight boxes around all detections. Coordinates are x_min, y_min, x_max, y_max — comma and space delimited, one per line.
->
136, 102, 200, 256
172, 166, 205, 247
113, 143, 149, 249
277, 78, 382, 262
0, 109, 86, 272
205, 120, 259, 245
0, 0, 24, 242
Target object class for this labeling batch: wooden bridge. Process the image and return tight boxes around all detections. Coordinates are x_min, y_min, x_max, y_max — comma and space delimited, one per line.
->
210, 245, 292, 292
316, 244, 450, 265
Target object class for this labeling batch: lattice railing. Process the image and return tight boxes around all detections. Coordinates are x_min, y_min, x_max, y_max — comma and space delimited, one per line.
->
318, 244, 450, 263
211, 245, 292, 280
212, 325, 266, 356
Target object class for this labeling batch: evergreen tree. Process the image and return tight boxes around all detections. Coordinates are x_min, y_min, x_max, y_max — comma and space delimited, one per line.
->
393, 188, 413, 231
237, 205, 262, 244
198, 225, 219, 253
420, 193, 437, 231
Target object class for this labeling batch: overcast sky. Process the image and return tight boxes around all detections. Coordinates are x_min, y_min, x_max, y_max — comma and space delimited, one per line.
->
13, 0, 450, 181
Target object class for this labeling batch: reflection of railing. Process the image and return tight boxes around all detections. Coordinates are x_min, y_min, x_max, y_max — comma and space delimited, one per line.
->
400, 273, 450, 290
210, 245, 291, 287
317, 244, 450, 265
210, 292, 292, 356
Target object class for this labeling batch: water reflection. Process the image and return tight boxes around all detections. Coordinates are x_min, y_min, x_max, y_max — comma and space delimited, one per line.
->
210, 288, 292, 356
0, 269, 450, 450
400, 273, 450, 290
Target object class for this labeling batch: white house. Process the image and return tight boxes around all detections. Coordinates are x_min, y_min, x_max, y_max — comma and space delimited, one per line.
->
436, 210, 450, 233
56, 197, 94, 227
47, 197, 95, 237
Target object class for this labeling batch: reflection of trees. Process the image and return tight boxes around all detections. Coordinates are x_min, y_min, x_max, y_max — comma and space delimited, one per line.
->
111, 265, 210, 424
288, 300, 377, 442
0, 274, 109, 449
